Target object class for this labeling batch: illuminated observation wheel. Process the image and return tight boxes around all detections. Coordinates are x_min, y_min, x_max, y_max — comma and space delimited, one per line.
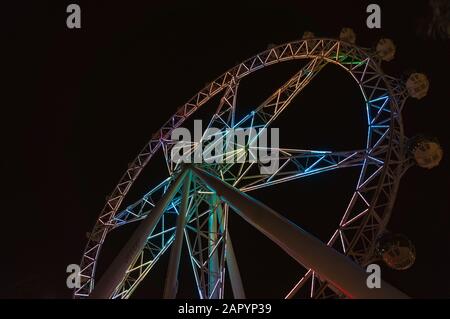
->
75, 37, 416, 299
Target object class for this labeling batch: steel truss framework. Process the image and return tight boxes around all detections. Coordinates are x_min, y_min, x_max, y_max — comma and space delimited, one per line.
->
75, 38, 411, 299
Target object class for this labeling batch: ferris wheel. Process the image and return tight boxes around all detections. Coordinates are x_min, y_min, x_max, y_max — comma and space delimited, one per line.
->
74, 28, 442, 299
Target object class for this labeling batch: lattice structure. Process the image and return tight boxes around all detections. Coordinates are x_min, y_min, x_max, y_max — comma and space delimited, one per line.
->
75, 38, 413, 299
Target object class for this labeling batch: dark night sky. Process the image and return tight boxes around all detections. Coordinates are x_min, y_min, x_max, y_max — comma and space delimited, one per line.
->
3, 0, 449, 298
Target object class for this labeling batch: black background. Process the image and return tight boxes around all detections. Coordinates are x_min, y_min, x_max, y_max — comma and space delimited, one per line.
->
3, 0, 449, 298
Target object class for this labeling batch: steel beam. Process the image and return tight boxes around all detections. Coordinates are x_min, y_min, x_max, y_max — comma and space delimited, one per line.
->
163, 171, 191, 298
213, 200, 245, 299
225, 232, 246, 299
89, 168, 189, 299
191, 166, 408, 299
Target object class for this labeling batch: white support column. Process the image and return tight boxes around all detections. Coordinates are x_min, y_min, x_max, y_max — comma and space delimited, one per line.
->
214, 200, 245, 299
192, 166, 408, 299
225, 232, 246, 299
163, 171, 191, 298
89, 168, 189, 299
